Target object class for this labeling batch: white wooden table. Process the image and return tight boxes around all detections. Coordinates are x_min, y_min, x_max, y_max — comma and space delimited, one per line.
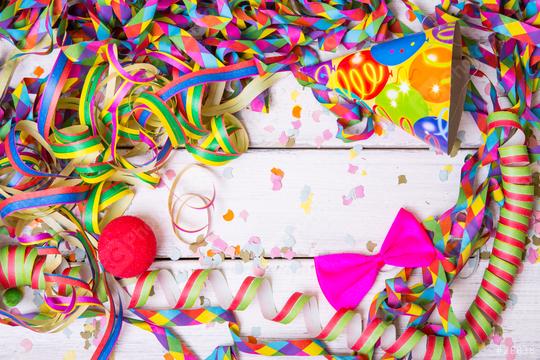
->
2, 44, 540, 360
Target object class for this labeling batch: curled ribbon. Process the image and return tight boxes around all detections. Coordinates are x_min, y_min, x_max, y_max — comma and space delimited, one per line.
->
0, 0, 539, 358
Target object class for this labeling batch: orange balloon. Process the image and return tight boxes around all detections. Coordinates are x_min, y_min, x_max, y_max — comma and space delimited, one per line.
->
408, 47, 452, 103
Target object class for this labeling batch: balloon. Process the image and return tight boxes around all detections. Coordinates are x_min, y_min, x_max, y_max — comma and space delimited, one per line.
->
334, 51, 390, 101
371, 32, 427, 66
374, 83, 429, 125
409, 46, 452, 103
413, 116, 449, 151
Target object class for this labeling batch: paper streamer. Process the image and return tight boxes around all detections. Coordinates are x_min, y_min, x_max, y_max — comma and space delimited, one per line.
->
0, 0, 539, 359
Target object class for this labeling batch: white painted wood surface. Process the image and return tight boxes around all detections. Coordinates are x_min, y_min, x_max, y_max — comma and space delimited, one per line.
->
4, 259, 540, 359
134, 149, 472, 259
1, 24, 540, 360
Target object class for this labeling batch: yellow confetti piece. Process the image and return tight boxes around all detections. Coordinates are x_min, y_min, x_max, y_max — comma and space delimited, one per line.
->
63, 350, 77, 360
290, 89, 300, 101
300, 193, 314, 214
443, 164, 453, 172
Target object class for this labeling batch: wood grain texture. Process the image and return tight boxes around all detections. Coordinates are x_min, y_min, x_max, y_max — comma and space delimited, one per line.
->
237, 74, 484, 149
130, 149, 472, 259
4, 260, 539, 359
1, 31, 539, 360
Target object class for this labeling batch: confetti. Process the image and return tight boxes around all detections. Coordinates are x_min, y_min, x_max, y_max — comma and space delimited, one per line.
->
249, 236, 261, 245
398, 175, 407, 184
292, 104, 302, 118
224, 246, 238, 258
283, 226, 296, 248
239, 210, 249, 222
165, 169, 176, 180
312, 110, 322, 122
270, 247, 281, 258
283, 248, 296, 260
270, 168, 284, 191
289, 260, 302, 273
286, 135, 296, 147
222, 167, 234, 179
299, 185, 314, 214
20, 338, 33, 353
290, 89, 300, 101
374, 123, 384, 136
507, 293, 517, 308
342, 185, 365, 205
264, 125, 275, 133
342, 196, 353, 206
353, 185, 365, 198
348, 164, 359, 174
526, 247, 538, 264
63, 351, 77, 360
222, 209, 235, 221
210, 234, 228, 251
278, 131, 289, 145
251, 326, 262, 337
349, 145, 363, 159
322, 129, 333, 141
33, 66, 44, 77
174, 270, 189, 284
169, 247, 182, 261
366, 241, 377, 252
345, 234, 357, 247
439, 169, 450, 182
315, 135, 324, 148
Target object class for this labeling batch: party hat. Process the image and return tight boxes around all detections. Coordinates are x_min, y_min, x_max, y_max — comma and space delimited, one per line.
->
300, 23, 468, 154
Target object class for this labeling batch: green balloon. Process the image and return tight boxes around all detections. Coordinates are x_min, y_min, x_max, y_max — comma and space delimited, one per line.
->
3, 288, 24, 307
374, 83, 429, 125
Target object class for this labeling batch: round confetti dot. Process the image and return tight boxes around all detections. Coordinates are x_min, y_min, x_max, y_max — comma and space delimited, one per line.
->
3, 288, 24, 307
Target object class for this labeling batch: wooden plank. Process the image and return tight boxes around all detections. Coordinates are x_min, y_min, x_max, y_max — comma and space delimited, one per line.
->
238, 74, 484, 149
4, 259, 539, 359
130, 149, 472, 259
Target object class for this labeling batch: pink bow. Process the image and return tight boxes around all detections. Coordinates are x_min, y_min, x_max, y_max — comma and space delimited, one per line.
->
314, 208, 438, 310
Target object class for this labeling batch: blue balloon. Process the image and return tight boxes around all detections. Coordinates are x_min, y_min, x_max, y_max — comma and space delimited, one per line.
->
413, 116, 448, 151
371, 32, 426, 66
